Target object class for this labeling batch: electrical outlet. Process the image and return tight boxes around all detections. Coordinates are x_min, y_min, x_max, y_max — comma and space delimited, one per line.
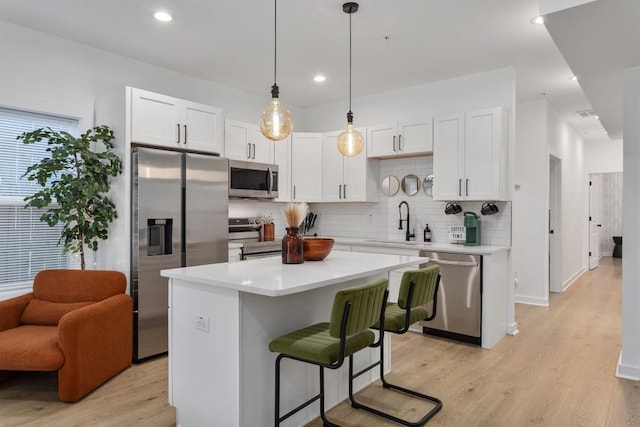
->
195, 316, 209, 333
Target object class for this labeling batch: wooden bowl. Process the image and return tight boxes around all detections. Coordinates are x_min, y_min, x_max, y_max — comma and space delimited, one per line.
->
303, 238, 334, 261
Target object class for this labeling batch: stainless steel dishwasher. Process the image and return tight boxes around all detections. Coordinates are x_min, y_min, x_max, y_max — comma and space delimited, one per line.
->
419, 251, 482, 345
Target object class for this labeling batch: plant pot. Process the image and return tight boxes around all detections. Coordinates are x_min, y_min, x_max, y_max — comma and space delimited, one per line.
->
262, 223, 275, 241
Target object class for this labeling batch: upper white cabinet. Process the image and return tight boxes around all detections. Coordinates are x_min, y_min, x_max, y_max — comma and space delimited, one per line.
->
433, 107, 507, 201
224, 119, 274, 164
322, 130, 379, 203
129, 87, 222, 154
291, 132, 322, 203
366, 119, 433, 158
273, 134, 292, 202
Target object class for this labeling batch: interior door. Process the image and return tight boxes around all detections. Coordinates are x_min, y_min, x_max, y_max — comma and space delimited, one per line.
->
589, 175, 601, 269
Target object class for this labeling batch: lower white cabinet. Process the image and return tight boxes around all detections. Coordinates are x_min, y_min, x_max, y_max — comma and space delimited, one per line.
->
128, 87, 222, 154
291, 132, 322, 202
224, 119, 274, 164
322, 129, 379, 202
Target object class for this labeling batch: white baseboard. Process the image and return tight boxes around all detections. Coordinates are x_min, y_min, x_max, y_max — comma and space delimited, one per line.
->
616, 352, 640, 381
514, 295, 549, 306
562, 267, 586, 292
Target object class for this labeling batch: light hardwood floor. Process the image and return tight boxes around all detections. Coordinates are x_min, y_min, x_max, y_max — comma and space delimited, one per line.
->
1, 257, 637, 426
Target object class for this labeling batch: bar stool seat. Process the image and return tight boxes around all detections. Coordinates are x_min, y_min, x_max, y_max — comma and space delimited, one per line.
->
350, 265, 442, 426
269, 279, 389, 426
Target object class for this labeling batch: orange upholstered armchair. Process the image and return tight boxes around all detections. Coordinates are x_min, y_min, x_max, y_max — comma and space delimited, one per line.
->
0, 269, 132, 402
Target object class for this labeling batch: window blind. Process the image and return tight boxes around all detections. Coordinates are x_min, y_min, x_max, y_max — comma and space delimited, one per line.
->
0, 107, 79, 287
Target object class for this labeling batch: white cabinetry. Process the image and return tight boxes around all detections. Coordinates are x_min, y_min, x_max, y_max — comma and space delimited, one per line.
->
433, 107, 507, 201
224, 119, 274, 164
273, 134, 292, 202
367, 119, 432, 158
322, 130, 379, 202
291, 132, 322, 202
129, 87, 222, 154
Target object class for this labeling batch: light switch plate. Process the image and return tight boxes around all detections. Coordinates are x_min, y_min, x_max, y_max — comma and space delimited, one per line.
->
195, 316, 210, 333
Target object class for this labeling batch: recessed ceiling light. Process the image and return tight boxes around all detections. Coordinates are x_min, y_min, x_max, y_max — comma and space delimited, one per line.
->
313, 75, 326, 83
530, 16, 544, 25
595, 115, 600, 119
570, 75, 578, 81
154, 11, 173, 22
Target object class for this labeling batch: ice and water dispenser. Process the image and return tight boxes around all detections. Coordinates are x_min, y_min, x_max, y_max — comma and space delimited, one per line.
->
147, 218, 173, 256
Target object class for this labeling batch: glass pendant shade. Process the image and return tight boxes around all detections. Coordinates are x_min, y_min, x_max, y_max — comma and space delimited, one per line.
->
260, 96, 293, 141
337, 122, 364, 156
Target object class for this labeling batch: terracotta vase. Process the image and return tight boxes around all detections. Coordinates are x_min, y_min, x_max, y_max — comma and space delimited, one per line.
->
262, 223, 275, 241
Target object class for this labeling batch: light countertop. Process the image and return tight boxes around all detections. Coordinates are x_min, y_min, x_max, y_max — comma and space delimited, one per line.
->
161, 250, 425, 297
330, 237, 510, 255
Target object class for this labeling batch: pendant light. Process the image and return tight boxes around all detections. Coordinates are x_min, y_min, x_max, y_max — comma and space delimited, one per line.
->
259, 0, 293, 142
337, 2, 365, 157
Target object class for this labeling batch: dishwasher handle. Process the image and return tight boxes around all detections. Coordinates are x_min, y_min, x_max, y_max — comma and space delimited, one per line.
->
428, 259, 479, 267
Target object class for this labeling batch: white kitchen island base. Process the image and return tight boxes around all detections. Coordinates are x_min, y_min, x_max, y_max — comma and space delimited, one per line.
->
163, 251, 425, 427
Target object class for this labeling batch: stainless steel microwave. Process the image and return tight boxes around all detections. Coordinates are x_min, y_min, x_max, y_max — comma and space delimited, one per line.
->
228, 160, 278, 199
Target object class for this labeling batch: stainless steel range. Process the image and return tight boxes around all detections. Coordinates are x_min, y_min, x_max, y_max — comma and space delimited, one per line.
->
229, 217, 282, 260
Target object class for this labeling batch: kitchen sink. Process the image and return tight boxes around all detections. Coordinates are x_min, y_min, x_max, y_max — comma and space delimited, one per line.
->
364, 239, 426, 246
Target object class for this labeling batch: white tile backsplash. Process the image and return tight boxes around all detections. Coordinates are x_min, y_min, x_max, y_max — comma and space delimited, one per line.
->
229, 156, 512, 246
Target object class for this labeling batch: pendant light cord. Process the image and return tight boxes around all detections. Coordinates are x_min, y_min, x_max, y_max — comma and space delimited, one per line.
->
348, 11, 352, 114
274, 0, 277, 86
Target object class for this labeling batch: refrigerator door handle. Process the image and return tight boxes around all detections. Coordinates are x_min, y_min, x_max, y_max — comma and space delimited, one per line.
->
429, 259, 479, 267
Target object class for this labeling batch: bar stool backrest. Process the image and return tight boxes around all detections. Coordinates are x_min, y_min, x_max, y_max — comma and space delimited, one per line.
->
397, 265, 440, 310
329, 279, 388, 338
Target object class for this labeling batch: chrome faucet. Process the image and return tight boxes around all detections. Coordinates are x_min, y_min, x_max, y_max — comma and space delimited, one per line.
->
398, 201, 415, 241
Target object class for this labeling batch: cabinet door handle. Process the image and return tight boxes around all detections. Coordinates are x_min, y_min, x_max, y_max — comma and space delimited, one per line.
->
183, 124, 188, 144
459, 179, 462, 197
398, 134, 403, 151
392, 135, 397, 152
293, 185, 296, 200
252, 143, 256, 159
466, 178, 469, 196
247, 143, 251, 159
176, 124, 181, 144
343, 184, 347, 199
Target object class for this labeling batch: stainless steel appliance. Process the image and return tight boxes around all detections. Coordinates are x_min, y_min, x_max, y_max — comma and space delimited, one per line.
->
419, 251, 482, 345
228, 160, 278, 199
132, 147, 229, 362
229, 217, 282, 260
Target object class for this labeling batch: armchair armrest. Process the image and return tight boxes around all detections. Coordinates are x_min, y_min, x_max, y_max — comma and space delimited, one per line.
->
0, 293, 33, 332
57, 293, 133, 401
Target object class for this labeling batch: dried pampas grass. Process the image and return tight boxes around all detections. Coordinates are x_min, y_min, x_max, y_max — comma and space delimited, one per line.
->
283, 202, 308, 228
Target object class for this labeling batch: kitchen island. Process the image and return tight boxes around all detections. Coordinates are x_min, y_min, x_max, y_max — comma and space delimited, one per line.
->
161, 250, 426, 427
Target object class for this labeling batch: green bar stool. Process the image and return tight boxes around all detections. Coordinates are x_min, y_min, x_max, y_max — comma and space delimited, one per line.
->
268, 279, 389, 426
349, 265, 442, 426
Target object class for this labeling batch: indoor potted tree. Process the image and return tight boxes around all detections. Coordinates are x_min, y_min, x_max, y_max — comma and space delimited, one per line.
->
19, 125, 123, 270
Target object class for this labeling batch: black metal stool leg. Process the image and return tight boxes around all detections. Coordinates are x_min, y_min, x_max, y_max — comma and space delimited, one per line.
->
319, 366, 340, 427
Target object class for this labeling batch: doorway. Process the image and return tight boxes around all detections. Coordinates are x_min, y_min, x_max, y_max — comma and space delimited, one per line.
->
588, 174, 602, 270
549, 155, 562, 293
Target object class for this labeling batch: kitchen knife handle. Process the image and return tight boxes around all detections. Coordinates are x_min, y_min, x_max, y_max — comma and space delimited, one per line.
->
183, 124, 188, 144
176, 124, 181, 144
338, 185, 342, 199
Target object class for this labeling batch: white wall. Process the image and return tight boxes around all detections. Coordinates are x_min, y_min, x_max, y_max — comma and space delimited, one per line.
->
617, 65, 640, 380
0, 20, 306, 281
584, 138, 623, 173
513, 99, 588, 306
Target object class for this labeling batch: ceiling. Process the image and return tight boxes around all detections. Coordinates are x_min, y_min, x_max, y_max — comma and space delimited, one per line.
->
0, 0, 609, 141
544, 0, 640, 140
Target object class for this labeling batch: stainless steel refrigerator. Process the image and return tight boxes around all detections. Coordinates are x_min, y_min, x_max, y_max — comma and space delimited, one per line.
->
131, 147, 228, 362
